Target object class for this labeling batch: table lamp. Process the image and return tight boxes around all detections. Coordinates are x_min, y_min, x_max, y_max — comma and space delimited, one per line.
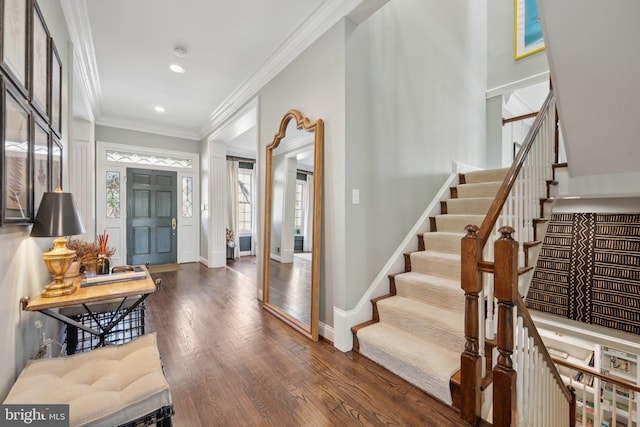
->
30, 190, 86, 297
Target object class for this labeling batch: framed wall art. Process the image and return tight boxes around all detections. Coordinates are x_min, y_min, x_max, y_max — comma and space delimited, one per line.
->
0, 0, 62, 226
31, 0, 49, 120
50, 38, 61, 136
1, 0, 30, 96
514, 0, 545, 60
1, 79, 33, 224
51, 135, 61, 190
32, 116, 48, 213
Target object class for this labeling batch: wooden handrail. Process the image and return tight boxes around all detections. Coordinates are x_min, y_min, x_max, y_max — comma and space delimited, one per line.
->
477, 91, 555, 243
514, 297, 573, 401
461, 89, 574, 426
552, 357, 640, 394
502, 111, 539, 125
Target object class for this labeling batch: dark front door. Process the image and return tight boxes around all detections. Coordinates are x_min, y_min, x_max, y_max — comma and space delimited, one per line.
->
126, 168, 177, 265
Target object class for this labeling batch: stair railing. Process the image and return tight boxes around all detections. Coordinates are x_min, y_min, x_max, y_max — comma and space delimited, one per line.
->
459, 90, 576, 426
552, 356, 640, 427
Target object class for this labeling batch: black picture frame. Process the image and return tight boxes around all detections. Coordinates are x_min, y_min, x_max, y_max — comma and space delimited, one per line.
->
0, 0, 31, 98
32, 114, 48, 213
30, 0, 49, 121
1, 77, 33, 225
51, 134, 61, 191
49, 37, 61, 136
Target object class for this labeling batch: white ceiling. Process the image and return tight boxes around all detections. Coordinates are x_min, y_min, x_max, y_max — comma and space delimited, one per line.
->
538, 0, 640, 177
65, 0, 375, 141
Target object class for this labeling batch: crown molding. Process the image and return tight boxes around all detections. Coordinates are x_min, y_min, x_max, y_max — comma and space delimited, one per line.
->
61, 0, 103, 118
96, 116, 201, 142
198, 0, 368, 139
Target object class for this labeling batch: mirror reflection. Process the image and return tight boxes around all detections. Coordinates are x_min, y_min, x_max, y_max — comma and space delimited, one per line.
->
263, 110, 322, 341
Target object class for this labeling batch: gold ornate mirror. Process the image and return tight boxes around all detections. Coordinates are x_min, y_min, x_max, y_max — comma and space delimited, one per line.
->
263, 109, 323, 341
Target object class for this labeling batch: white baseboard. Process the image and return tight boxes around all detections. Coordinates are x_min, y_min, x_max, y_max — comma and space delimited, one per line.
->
199, 256, 209, 267
319, 321, 334, 343
333, 307, 355, 352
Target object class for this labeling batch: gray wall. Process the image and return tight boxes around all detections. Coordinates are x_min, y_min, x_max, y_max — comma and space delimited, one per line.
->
95, 125, 201, 153
258, 21, 347, 326
0, 2, 72, 400
342, 0, 489, 310
487, 0, 549, 90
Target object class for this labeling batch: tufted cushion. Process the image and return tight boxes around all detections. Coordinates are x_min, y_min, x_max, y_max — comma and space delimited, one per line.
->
3, 333, 171, 427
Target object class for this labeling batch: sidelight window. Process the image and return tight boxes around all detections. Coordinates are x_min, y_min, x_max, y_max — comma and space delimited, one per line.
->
237, 169, 252, 233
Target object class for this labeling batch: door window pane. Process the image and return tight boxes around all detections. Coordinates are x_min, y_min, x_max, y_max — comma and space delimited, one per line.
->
237, 170, 252, 233
106, 171, 120, 218
182, 176, 193, 218
294, 181, 304, 234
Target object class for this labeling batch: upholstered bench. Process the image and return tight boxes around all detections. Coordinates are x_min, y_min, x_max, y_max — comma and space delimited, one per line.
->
3, 333, 173, 426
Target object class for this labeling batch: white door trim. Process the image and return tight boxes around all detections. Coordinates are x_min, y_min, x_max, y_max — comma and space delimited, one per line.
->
96, 141, 200, 265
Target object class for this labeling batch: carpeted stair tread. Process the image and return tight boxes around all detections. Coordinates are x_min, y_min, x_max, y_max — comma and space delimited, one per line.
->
456, 181, 502, 199
394, 272, 464, 311
376, 296, 464, 352
435, 214, 486, 233
422, 232, 465, 255
463, 167, 509, 184
445, 197, 494, 215
353, 167, 513, 405
357, 322, 460, 404
410, 251, 460, 280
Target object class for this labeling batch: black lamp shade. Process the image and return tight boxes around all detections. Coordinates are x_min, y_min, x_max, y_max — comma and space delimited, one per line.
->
30, 192, 86, 237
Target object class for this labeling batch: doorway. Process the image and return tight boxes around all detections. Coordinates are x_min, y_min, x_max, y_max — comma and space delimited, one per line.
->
126, 168, 177, 265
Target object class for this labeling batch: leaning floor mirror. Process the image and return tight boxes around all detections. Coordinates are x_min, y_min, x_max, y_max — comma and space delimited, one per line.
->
263, 109, 323, 341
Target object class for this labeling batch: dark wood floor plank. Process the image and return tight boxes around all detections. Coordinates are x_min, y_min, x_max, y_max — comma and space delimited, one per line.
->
145, 259, 467, 427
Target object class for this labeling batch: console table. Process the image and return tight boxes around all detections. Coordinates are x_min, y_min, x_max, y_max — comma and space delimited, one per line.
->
21, 266, 159, 350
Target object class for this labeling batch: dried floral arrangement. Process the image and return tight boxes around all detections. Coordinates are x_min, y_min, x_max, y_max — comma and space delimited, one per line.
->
66, 236, 115, 271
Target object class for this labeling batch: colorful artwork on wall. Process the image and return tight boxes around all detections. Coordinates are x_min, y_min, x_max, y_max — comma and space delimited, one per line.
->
515, 0, 545, 60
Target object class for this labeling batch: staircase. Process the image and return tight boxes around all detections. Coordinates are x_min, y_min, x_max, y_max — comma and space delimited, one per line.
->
351, 167, 509, 405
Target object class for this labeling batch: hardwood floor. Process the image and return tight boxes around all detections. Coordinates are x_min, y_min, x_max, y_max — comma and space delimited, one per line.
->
145, 259, 467, 427
267, 255, 312, 325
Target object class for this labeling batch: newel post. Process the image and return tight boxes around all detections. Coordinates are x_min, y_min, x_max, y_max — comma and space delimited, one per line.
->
493, 226, 519, 427
460, 224, 482, 425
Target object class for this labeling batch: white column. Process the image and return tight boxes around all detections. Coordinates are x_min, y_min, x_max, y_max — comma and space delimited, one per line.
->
68, 118, 95, 240
280, 157, 297, 263
208, 139, 227, 268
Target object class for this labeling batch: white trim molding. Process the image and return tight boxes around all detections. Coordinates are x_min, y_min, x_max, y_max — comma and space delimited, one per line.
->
96, 141, 200, 266
96, 116, 200, 142
319, 322, 334, 344
60, 0, 102, 117
486, 71, 550, 99
198, 0, 370, 138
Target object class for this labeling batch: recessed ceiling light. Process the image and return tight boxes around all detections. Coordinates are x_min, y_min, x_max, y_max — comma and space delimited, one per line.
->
169, 64, 185, 74
154, 106, 165, 113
